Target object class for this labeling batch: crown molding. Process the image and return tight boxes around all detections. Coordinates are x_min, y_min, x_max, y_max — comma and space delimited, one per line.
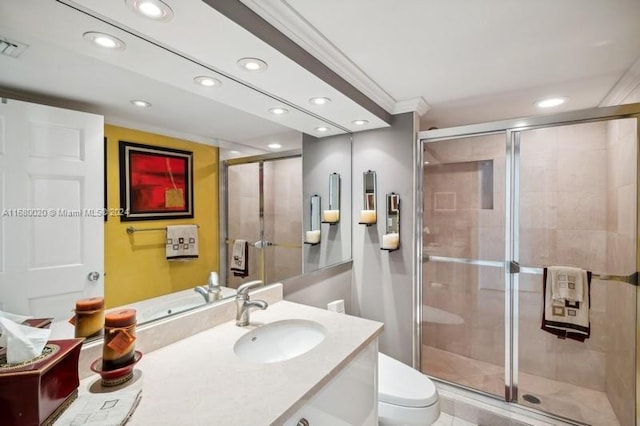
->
393, 97, 431, 116
238, 0, 398, 113
599, 56, 640, 106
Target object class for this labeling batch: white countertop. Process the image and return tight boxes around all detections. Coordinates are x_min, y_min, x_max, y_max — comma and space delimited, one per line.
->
78, 300, 383, 425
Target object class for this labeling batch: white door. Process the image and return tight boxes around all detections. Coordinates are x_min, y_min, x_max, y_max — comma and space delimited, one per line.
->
0, 98, 104, 321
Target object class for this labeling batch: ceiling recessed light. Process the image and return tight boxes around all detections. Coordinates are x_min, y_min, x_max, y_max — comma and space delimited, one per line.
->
230, 150, 240, 155
536, 97, 568, 108
126, 0, 174, 21
237, 57, 268, 72
130, 99, 152, 108
309, 97, 331, 105
352, 119, 369, 126
194, 76, 221, 87
315, 126, 329, 132
83, 32, 126, 50
268, 107, 288, 115
268, 143, 282, 149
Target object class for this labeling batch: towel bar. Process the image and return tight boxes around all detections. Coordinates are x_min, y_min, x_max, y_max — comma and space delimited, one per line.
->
127, 225, 199, 234
224, 239, 302, 249
423, 255, 638, 285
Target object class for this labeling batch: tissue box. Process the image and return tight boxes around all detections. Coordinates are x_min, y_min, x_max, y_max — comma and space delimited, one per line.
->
0, 338, 83, 426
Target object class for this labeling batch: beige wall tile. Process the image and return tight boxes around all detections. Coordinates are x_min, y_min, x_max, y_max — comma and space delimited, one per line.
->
518, 228, 556, 266
617, 183, 637, 236
555, 230, 607, 272
519, 190, 558, 230
557, 149, 607, 193
556, 190, 607, 231
555, 341, 606, 391
557, 121, 606, 152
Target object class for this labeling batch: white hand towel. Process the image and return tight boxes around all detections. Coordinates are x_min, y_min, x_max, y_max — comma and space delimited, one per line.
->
0, 316, 51, 363
549, 266, 585, 302
166, 225, 199, 261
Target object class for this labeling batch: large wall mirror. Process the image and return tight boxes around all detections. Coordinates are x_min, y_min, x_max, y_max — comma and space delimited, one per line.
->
0, 0, 354, 340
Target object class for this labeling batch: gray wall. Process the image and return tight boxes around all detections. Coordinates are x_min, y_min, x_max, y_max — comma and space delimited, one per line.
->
351, 112, 417, 365
302, 133, 352, 272
283, 262, 352, 312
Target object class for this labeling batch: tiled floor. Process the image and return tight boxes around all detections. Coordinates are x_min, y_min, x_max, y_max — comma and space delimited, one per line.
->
433, 412, 477, 426
422, 345, 621, 426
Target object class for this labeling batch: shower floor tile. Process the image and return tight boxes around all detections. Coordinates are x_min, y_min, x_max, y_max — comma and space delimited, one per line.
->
422, 345, 620, 426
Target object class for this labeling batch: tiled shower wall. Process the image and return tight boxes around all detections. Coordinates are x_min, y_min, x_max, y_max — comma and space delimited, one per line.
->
422, 120, 636, 419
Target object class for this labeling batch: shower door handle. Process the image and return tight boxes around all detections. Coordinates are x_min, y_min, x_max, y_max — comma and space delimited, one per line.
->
253, 240, 273, 248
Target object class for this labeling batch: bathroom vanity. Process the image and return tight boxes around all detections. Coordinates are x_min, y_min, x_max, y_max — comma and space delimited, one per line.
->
74, 284, 383, 425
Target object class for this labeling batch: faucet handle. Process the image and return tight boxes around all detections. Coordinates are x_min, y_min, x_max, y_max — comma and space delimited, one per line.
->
236, 280, 263, 296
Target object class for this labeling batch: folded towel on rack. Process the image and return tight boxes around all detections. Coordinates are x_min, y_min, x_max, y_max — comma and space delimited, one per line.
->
549, 266, 585, 302
166, 225, 199, 261
230, 239, 249, 277
541, 267, 591, 341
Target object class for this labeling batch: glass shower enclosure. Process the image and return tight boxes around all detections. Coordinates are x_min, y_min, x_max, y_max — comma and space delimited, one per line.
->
223, 151, 302, 288
418, 104, 640, 425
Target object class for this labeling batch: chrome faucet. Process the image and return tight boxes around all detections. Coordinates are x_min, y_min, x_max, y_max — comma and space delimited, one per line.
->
194, 272, 222, 303
235, 280, 268, 326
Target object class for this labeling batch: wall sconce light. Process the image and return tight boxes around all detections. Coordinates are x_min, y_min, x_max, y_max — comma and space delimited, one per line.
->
305, 194, 321, 245
359, 170, 377, 225
381, 192, 400, 251
322, 173, 340, 224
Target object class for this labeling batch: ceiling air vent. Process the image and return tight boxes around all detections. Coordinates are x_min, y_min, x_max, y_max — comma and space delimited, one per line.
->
0, 37, 28, 58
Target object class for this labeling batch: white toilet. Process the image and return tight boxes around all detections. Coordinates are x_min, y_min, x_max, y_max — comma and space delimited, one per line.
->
326, 300, 440, 425
378, 352, 440, 426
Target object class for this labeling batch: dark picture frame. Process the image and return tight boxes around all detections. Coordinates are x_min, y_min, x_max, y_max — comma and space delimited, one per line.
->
119, 141, 194, 221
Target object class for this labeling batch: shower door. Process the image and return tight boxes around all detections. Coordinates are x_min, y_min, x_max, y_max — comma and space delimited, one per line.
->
420, 108, 639, 426
421, 132, 507, 398
225, 153, 302, 288
514, 119, 638, 425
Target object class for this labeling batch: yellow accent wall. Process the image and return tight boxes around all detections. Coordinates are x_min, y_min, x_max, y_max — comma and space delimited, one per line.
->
104, 125, 219, 308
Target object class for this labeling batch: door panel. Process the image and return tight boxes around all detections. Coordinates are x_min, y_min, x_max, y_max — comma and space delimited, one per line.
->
515, 119, 637, 424
421, 133, 506, 398
0, 99, 104, 321
227, 162, 261, 288
262, 158, 302, 283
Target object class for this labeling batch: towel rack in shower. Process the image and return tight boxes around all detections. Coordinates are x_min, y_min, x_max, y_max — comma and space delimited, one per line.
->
423, 255, 638, 286
224, 239, 302, 249
126, 224, 199, 234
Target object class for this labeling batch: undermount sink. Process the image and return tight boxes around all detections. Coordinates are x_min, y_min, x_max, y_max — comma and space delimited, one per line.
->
233, 319, 327, 363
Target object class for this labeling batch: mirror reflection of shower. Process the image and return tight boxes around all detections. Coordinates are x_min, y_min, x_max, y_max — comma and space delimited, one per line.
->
225, 153, 302, 288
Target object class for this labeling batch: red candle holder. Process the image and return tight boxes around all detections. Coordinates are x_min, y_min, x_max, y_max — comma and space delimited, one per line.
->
90, 350, 142, 387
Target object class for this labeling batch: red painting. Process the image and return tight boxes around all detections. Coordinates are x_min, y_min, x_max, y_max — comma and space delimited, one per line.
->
119, 141, 193, 221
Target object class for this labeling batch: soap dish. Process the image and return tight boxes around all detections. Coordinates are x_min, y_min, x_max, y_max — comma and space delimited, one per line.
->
90, 350, 142, 387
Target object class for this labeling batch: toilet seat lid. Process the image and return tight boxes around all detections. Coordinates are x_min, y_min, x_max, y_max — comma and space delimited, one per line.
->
378, 353, 438, 408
